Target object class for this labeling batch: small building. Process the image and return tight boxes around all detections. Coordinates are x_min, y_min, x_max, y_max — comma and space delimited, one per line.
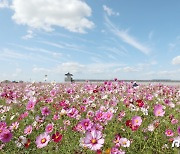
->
65, 72, 73, 82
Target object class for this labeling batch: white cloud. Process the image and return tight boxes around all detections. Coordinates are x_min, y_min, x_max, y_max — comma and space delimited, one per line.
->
32, 62, 124, 78
40, 41, 102, 58
105, 16, 150, 54
0, 0, 9, 8
144, 69, 180, 80
22, 30, 35, 40
114, 66, 140, 73
123, 66, 140, 72
11, 0, 94, 33
172, 55, 180, 65
103, 5, 119, 16
0, 48, 28, 60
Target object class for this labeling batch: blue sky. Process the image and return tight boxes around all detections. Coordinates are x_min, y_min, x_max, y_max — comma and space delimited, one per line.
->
0, 0, 180, 82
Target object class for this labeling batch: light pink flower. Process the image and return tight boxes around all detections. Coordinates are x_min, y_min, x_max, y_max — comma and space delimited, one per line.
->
111, 147, 125, 154
45, 124, 54, 133
154, 104, 165, 117
94, 110, 104, 122
52, 113, 59, 120
104, 112, 113, 121
67, 107, 79, 118
83, 129, 104, 151
0, 122, 6, 135
26, 100, 36, 110
50, 89, 57, 96
132, 116, 142, 127
171, 119, 178, 124
74, 123, 85, 132
35, 115, 45, 123
24, 125, 32, 135
9, 122, 19, 131
35, 133, 50, 148
165, 129, 174, 137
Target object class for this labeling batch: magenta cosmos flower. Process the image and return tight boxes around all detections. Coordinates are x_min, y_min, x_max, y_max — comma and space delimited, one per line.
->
83, 129, 104, 151
165, 129, 174, 137
80, 119, 93, 131
0, 129, 13, 143
177, 126, 180, 135
154, 104, 165, 117
132, 116, 142, 127
41, 107, 51, 116
35, 133, 50, 148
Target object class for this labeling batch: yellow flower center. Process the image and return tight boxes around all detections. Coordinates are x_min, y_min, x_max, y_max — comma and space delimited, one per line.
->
122, 141, 127, 145
41, 138, 46, 144
91, 138, 97, 144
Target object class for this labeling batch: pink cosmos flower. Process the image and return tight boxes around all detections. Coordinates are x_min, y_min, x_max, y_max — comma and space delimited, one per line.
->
131, 116, 142, 127
0, 122, 6, 136
63, 120, 71, 126
24, 125, 33, 135
165, 129, 174, 137
111, 147, 125, 154
86, 110, 94, 118
83, 129, 104, 151
41, 107, 51, 116
177, 126, 180, 135
26, 100, 36, 111
35, 133, 50, 148
50, 89, 57, 96
35, 116, 45, 123
171, 119, 178, 124
45, 97, 53, 103
154, 104, 165, 117
94, 110, 104, 122
67, 107, 79, 118
80, 105, 87, 112
0, 129, 12, 143
81, 119, 93, 131
45, 124, 54, 133
113, 134, 121, 147
104, 112, 113, 121
52, 113, 59, 120
0, 122, 6, 129
74, 123, 85, 132
92, 123, 103, 132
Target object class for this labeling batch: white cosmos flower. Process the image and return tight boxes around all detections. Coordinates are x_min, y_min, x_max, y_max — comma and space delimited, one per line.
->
148, 124, 155, 132
10, 115, 16, 120
119, 138, 130, 147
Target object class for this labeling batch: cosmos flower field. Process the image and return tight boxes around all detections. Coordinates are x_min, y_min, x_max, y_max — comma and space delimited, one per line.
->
0, 81, 179, 154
